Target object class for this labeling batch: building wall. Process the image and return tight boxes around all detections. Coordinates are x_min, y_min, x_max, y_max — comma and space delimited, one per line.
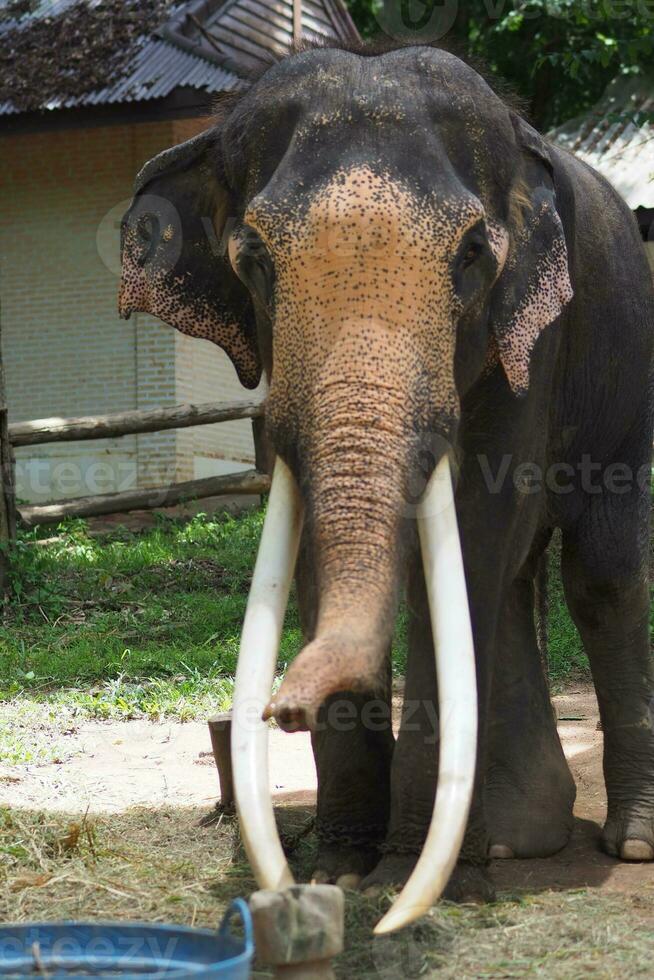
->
175, 329, 265, 480
0, 117, 254, 504
645, 241, 654, 278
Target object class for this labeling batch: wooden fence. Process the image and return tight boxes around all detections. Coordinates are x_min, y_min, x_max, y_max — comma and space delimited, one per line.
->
5, 397, 270, 530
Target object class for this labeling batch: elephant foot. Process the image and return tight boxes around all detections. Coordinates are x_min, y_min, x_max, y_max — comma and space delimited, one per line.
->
360, 853, 495, 904
486, 783, 574, 860
359, 853, 415, 896
602, 808, 654, 862
311, 842, 380, 888
443, 862, 496, 903
485, 739, 576, 860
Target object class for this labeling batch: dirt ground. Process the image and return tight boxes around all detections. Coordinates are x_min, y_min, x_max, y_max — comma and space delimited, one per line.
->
1, 684, 651, 894
2, 685, 654, 978
0, 715, 316, 814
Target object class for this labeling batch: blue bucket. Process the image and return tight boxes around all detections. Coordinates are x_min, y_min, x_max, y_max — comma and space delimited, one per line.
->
0, 900, 253, 978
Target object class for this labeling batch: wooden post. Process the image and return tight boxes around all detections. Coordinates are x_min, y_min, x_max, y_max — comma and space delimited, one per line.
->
252, 414, 275, 478
0, 299, 15, 593
208, 712, 235, 811
293, 0, 302, 43
18, 469, 270, 527
9, 398, 263, 448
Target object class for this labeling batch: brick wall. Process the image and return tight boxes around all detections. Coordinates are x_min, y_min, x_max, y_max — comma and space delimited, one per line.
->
0, 116, 254, 503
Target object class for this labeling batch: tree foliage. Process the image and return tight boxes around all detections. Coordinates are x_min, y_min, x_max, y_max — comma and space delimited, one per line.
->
345, 0, 654, 129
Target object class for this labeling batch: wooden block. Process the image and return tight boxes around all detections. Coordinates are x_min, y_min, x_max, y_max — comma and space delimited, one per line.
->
250, 884, 344, 977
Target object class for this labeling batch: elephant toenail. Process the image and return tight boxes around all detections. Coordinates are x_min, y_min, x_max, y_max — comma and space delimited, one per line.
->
620, 839, 654, 861
336, 873, 361, 891
489, 844, 515, 859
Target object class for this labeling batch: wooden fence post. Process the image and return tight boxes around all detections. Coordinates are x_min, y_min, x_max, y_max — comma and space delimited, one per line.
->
0, 300, 16, 592
252, 414, 274, 477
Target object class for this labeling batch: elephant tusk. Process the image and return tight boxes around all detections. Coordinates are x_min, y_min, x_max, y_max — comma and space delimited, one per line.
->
231, 456, 303, 891
375, 453, 477, 935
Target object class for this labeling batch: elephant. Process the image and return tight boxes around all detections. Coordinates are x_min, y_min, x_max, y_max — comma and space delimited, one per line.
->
119, 41, 654, 931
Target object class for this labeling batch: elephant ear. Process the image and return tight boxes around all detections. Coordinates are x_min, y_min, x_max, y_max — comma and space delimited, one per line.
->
489, 115, 573, 395
120, 128, 262, 390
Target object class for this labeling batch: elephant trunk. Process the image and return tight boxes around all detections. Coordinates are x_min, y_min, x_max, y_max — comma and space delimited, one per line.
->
264, 386, 408, 733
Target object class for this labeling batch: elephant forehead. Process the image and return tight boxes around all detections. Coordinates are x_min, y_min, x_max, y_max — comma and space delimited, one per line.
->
247, 166, 483, 345
247, 166, 484, 256
256, 167, 476, 422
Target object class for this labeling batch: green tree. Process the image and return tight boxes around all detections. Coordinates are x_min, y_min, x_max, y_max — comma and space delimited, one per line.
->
346, 0, 654, 129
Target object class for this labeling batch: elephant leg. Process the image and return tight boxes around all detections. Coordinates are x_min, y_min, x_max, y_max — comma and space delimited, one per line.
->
561, 465, 654, 862
311, 683, 394, 884
295, 538, 395, 884
361, 557, 495, 902
486, 555, 576, 859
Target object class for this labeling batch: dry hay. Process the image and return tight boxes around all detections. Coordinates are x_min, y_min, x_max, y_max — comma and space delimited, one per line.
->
3, 804, 654, 978
0, 804, 250, 927
342, 888, 654, 979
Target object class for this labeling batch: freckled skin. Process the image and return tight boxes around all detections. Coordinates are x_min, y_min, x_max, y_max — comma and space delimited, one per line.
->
120, 44, 654, 898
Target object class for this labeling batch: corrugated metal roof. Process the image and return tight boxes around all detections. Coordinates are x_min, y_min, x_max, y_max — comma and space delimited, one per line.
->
161, 0, 357, 78
0, 0, 356, 117
550, 73, 654, 210
0, 35, 241, 114
0, 0, 81, 35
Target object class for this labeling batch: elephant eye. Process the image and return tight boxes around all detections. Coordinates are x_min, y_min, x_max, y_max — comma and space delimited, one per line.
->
230, 224, 275, 309
461, 242, 483, 269
135, 214, 159, 266
454, 228, 493, 305
137, 214, 156, 243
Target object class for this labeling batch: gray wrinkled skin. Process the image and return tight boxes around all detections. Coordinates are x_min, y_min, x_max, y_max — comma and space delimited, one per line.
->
120, 43, 654, 900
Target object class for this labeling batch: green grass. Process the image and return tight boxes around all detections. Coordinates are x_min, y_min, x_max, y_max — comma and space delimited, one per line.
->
546, 532, 589, 683
0, 509, 413, 730
0, 511, 303, 724
0, 507, 589, 735
336, 888, 654, 979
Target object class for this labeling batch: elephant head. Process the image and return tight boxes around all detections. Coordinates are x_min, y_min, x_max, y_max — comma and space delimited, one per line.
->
119, 44, 572, 931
